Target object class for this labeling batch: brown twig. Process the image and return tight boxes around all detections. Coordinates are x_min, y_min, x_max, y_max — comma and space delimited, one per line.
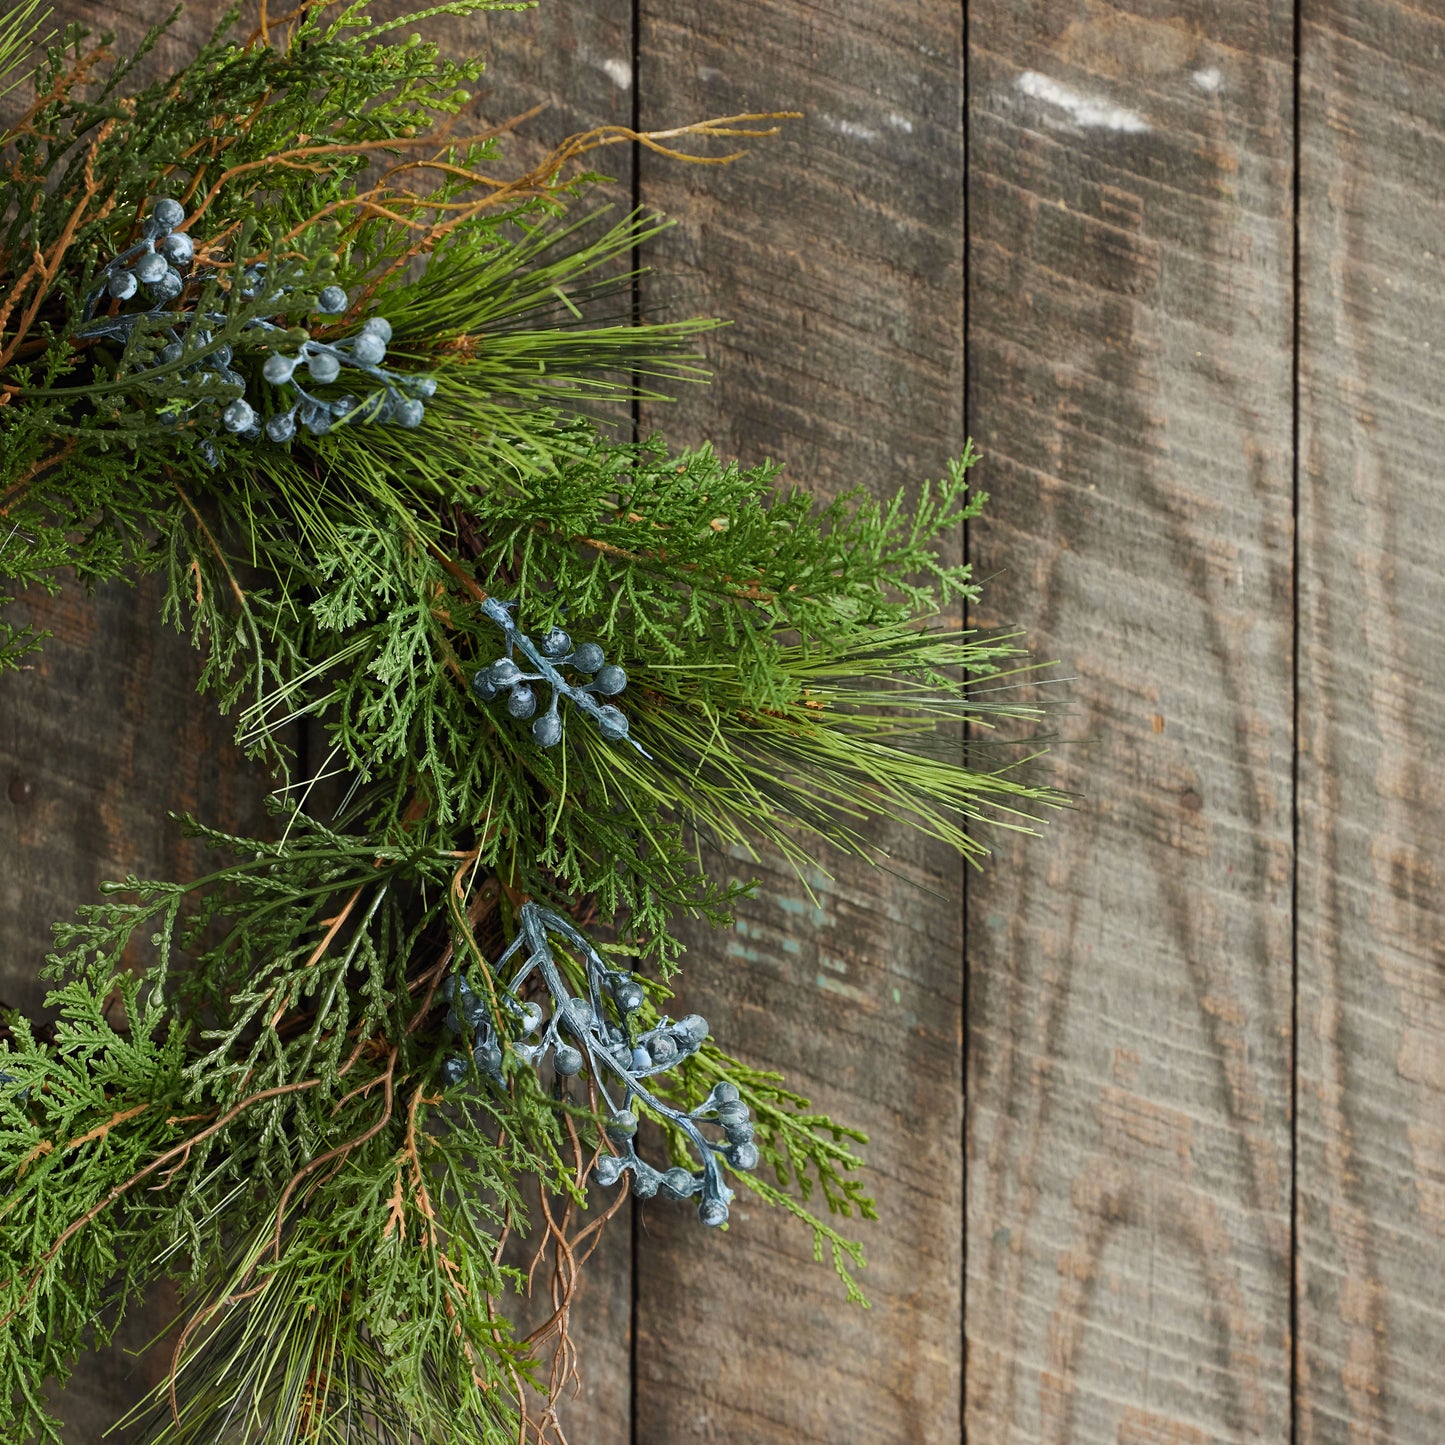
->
0, 436, 77, 516
0, 1078, 322, 1329
266, 883, 365, 1029
173, 480, 248, 614
0, 119, 118, 366
268, 1045, 398, 1264
0, 42, 113, 148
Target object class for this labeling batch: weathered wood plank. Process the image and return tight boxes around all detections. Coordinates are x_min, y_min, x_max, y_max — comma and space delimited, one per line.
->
0, 4, 639, 1436
0, 13, 273, 1436
453, 8, 637, 1439
632, 4, 966, 1440
963, 6, 1296, 1442
0, 576, 278, 1441
1297, 6, 1445, 1441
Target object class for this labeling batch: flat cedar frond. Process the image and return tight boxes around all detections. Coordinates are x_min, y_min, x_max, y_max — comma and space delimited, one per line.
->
0, 4, 1061, 1441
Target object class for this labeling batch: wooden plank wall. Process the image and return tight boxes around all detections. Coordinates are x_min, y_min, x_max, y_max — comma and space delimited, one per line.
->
4, 2, 1443, 1442
1297, 5, 1445, 1442
965, 5, 1299, 1443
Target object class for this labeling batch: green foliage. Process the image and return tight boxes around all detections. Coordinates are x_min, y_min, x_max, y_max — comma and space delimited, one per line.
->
0, 2, 1064, 1440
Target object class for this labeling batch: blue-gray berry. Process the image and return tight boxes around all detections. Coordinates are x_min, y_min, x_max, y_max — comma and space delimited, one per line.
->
506, 685, 537, 720
553, 1044, 584, 1077
674, 1014, 708, 1048
570, 642, 605, 674
307, 350, 341, 384
263, 353, 295, 385
439, 1055, 468, 1086
394, 398, 424, 428
594, 1154, 625, 1187
532, 712, 563, 748
727, 1141, 759, 1171
316, 285, 348, 314
612, 978, 645, 1014
266, 412, 296, 443
594, 664, 627, 697
605, 1110, 638, 1142
470, 670, 499, 701
660, 1167, 695, 1200
159, 232, 193, 268
698, 1197, 729, 1227
351, 331, 386, 366
596, 705, 629, 742
150, 197, 185, 231
540, 627, 572, 657
362, 316, 393, 343
222, 398, 256, 432
107, 269, 138, 300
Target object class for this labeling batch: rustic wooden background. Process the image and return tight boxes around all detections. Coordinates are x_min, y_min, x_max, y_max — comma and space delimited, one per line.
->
3, 1, 1442, 1441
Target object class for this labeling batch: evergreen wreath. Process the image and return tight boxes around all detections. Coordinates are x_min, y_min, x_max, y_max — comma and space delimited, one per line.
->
0, 3, 1064, 1439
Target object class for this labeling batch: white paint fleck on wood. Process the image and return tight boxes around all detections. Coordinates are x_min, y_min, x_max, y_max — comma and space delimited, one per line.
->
1015, 70, 1149, 132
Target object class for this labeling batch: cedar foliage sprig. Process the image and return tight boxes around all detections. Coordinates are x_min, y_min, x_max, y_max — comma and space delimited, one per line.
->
0, 3, 1063, 1440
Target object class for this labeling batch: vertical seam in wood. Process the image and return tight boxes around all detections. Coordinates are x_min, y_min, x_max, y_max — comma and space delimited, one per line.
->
629, 5, 642, 1442
1290, 0, 1303, 1439
960, 2, 971, 1442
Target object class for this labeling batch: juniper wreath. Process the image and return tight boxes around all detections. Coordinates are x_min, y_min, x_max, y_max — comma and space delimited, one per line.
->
0, 3, 1065, 1439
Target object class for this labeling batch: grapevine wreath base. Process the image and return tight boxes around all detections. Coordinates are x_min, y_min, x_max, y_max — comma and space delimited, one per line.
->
0, 3, 1061, 1440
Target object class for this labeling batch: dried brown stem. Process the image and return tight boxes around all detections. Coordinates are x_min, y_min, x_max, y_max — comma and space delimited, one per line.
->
0, 1078, 322, 1329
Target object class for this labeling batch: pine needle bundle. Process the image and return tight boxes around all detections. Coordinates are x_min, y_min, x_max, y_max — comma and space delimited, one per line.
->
0, 3, 1064, 1439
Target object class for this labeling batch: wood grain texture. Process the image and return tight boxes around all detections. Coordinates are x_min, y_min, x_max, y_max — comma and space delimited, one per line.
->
1296, 5, 1445, 1441
0, 11, 281, 1442
964, 5, 1297, 1442
451, 8, 636, 1439
0, 4, 638, 1436
1, 578, 276, 1440
631, 4, 967, 1441
0, 10, 264, 1435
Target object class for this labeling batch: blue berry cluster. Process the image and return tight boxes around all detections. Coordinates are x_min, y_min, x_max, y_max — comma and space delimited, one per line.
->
471, 597, 646, 756
76, 195, 436, 462
437, 903, 755, 1228
254, 307, 435, 443
84, 195, 193, 306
